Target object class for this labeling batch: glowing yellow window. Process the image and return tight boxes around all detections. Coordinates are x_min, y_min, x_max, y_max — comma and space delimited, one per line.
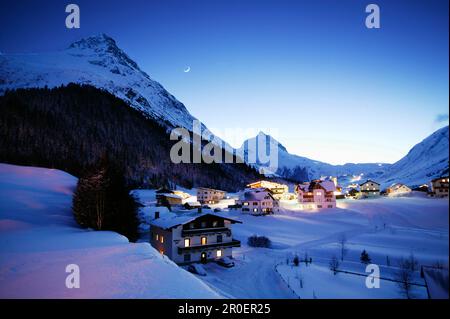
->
184, 238, 190, 247
201, 237, 207, 245
216, 250, 222, 257
160, 235, 164, 243
156, 234, 159, 241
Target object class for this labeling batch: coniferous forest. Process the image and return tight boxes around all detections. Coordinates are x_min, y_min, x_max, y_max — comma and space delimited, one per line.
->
0, 84, 261, 191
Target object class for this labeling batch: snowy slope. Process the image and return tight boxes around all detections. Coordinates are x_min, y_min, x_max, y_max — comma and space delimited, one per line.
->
0, 163, 222, 298
0, 34, 200, 131
379, 126, 449, 188
238, 132, 388, 180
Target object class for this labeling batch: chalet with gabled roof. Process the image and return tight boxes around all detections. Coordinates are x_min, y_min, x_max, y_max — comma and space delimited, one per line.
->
150, 212, 241, 264
295, 180, 336, 209
359, 180, 380, 197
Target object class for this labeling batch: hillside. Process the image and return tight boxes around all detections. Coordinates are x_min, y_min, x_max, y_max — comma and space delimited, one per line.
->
379, 125, 449, 187
0, 163, 221, 298
0, 85, 260, 191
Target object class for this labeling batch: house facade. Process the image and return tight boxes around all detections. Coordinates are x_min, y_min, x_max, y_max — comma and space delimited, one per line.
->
359, 180, 380, 197
246, 180, 288, 200
150, 213, 241, 264
197, 187, 227, 204
386, 183, 412, 196
430, 176, 449, 198
295, 180, 337, 209
237, 188, 279, 215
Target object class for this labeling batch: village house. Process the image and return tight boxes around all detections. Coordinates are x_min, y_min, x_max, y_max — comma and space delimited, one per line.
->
246, 180, 288, 200
295, 180, 337, 209
155, 188, 192, 206
385, 183, 412, 196
237, 188, 279, 215
197, 187, 227, 204
346, 188, 361, 199
359, 180, 381, 197
150, 212, 241, 264
430, 176, 449, 198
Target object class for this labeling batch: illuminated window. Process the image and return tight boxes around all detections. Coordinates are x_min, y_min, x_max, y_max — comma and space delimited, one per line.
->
159, 249, 164, 255
201, 237, 207, 245
243, 202, 249, 206
216, 250, 222, 257
316, 192, 321, 196
156, 234, 159, 241
253, 208, 258, 212
184, 238, 190, 247
160, 235, 164, 243
212, 221, 218, 227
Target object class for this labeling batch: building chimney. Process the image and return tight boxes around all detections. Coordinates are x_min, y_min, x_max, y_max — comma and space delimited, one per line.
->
155, 211, 160, 219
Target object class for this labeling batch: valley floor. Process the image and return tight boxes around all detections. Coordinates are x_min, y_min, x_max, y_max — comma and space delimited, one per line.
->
0, 163, 448, 298
179, 195, 448, 299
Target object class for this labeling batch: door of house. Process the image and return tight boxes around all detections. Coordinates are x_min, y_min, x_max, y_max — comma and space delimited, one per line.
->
201, 252, 207, 264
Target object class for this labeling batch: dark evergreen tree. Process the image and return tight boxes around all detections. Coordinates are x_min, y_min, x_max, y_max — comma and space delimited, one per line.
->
72, 154, 139, 242
360, 249, 371, 264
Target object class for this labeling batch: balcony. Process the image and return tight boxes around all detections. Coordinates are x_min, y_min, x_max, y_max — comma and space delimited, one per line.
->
182, 227, 230, 237
178, 239, 241, 254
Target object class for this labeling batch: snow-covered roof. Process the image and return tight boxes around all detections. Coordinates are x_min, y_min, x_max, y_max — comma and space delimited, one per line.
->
239, 189, 274, 201
387, 183, 411, 190
157, 193, 183, 199
320, 181, 336, 192
296, 180, 336, 193
360, 179, 380, 186
150, 212, 241, 230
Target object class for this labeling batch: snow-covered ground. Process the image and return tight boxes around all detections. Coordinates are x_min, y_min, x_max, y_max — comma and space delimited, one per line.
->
184, 194, 448, 299
0, 163, 222, 299
1, 163, 448, 299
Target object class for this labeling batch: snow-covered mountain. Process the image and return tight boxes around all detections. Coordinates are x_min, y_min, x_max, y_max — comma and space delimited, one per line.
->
238, 132, 388, 182
0, 34, 200, 131
379, 125, 449, 188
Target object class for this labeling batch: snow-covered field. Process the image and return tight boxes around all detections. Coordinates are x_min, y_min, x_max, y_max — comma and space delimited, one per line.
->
0, 163, 221, 299
184, 195, 448, 299
1, 163, 448, 299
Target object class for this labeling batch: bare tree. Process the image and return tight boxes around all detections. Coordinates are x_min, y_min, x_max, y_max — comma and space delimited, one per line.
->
395, 258, 414, 299
329, 255, 340, 275
408, 253, 419, 272
338, 233, 348, 261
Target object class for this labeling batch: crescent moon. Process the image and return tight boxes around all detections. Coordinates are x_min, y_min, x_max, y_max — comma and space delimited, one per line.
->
184, 66, 191, 73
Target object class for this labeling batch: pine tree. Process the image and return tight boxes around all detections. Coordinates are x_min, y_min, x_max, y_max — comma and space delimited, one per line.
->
72, 154, 139, 241
360, 250, 371, 264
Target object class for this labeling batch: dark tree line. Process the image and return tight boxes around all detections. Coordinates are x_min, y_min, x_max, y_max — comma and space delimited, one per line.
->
0, 84, 262, 191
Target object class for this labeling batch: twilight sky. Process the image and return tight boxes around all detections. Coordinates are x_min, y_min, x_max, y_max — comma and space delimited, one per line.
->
1, 0, 448, 164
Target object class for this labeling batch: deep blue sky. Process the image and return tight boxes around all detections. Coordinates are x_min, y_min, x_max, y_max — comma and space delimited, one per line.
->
1, 0, 448, 164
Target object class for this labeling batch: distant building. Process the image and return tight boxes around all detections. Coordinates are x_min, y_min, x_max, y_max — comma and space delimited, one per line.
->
237, 188, 279, 215
386, 183, 412, 196
197, 187, 227, 204
150, 212, 241, 264
430, 176, 449, 198
246, 180, 288, 200
346, 188, 361, 199
156, 188, 191, 206
359, 180, 380, 197
295, 180, 336, 209
156, 192, 183, 206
